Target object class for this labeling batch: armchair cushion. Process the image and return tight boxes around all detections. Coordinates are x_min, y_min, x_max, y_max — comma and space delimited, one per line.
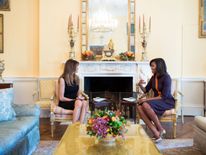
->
35, 100, 50, 109
13, 104, 40, 117
162, 108, 176, 117
0, 88, 16, 122
53, 114, 73, 120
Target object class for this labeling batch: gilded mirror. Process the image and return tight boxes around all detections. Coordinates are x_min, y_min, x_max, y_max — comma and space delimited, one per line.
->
80, 0, 136, 60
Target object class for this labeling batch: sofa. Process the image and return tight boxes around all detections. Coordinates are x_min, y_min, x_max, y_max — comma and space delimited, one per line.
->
194, 116, 206, 155
0, 104, 40, 155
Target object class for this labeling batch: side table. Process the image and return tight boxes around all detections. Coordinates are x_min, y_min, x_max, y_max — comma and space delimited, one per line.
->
0, 83, 13, 89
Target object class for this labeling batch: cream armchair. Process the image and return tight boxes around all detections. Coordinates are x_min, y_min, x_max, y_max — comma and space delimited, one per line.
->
33, 79, 56, 118
50, 80, 90, 137
137, 79, 183, 138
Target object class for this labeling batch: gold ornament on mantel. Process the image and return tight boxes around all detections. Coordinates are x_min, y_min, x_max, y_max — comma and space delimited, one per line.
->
139, 15, 151, 61
68, 15, 79, 59
101, 39, 116, 61
0, 59, 5, 81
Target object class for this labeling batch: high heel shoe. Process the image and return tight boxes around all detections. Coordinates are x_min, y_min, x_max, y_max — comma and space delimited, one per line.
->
160, 129, 166, 137
154, 137, 162, 143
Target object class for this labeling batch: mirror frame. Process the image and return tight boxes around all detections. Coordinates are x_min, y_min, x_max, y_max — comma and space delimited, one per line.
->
80, 0, 136, 58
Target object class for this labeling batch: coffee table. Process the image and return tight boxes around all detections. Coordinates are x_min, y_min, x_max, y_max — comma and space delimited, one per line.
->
53, 123, 161, 155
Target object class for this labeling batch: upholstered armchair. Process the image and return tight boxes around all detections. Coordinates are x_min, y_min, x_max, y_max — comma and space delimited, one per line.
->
33, 79, 56, 118
159, 79, 183, 138
137, 79, 183, 138
50, 81, 90, 137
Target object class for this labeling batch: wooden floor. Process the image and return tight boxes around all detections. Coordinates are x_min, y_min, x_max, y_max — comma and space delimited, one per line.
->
39, 116, 194, 141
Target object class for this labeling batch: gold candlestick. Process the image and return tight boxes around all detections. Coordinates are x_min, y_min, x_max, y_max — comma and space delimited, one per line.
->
68, 14, 79, 59
138, 15, 151, 61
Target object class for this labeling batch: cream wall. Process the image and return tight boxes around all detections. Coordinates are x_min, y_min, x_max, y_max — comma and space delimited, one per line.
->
0, 0, 39, 77
39, 0, 80, 77
0, 0, 205, 78
136, 0, 183, 78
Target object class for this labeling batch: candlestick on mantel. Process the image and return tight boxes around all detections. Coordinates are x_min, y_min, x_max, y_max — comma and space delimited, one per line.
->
68, 14, 79, 60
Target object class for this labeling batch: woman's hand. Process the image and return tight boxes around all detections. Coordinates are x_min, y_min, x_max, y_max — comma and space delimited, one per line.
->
76, 95, 85, 101
137, 79, 146, 86
138, 98, 147, 104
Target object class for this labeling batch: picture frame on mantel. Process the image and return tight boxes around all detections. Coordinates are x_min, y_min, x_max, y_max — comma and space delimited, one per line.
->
0, 14, 3, 53
0, 0, 10, 11
199, 0, 206, 38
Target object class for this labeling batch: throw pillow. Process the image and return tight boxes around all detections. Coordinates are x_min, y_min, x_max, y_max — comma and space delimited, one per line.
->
0, 88, 16, 122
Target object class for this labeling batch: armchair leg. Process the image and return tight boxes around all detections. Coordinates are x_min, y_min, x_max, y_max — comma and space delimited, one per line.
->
51, 121, 54, 138
136, 113, 140, 124
173, 122, 177, 139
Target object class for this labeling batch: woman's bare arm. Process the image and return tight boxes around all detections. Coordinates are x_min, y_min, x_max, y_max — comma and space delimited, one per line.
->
137, 79, 147, 93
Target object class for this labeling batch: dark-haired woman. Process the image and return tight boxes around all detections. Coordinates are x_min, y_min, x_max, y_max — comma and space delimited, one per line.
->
137, 58, 175, 142
52, 59, 89, 123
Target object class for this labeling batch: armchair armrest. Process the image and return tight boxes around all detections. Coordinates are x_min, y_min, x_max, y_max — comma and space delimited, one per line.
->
32, 90, 39, 101
82, 92, 89, 100
177, 91, 184, 97
13, 104, 40, 117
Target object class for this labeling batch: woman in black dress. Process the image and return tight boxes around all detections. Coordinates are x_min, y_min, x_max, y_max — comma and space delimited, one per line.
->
137, 58, 175, 142
53, 59, 89, 123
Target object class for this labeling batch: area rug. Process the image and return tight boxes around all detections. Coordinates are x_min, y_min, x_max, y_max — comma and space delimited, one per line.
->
33, 139, 203, 155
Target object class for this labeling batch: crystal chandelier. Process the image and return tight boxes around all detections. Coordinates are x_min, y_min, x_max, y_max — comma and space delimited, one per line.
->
89, 9, 118, 32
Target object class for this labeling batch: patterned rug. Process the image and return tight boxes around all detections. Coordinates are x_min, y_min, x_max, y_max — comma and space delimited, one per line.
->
33, 139, 203, 155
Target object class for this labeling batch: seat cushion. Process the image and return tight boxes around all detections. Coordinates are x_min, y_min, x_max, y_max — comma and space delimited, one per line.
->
54, 114, 73, 120
0, 88, 16, 122
195, 116, 206, 132
0, 116, 39, 154
36, 100, 50, 109
162, 108, 176, 117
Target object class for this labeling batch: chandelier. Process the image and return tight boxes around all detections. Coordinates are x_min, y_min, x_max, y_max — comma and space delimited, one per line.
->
89, 9, 118, 32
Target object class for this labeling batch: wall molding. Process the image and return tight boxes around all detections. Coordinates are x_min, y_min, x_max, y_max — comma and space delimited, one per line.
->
2, 76, 205, 116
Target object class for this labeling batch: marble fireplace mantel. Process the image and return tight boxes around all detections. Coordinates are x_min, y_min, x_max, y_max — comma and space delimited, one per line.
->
78, 61, 152, 91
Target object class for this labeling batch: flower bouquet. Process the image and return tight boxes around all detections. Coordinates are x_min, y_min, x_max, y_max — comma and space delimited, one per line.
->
82, 50, 95, 60
86, 110, 127, 144
119, 51, 135, 61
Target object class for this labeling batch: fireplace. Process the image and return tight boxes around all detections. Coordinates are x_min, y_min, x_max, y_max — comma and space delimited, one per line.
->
84, 76, 136, 117
84, 77, 133, 92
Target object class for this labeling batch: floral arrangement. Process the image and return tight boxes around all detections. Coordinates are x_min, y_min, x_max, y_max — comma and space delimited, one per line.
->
82, 50, 95, 60
119, 51, 135, 61
86, 110, 127, 139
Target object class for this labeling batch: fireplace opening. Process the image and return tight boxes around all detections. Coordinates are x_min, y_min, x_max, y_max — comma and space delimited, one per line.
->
84, 76, 136, 119
84, 77, 133, 92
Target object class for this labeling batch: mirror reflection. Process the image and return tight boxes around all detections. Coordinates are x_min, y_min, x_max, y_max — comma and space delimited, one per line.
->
88, 0, 128, 57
